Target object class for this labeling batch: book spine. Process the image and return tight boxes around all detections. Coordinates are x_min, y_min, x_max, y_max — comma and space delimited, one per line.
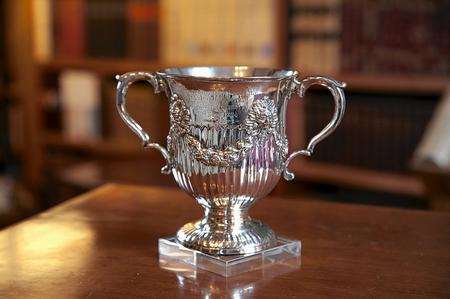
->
54, 0, 85, 58
289, 0, 342, 74
126, 0, 159, 60
86, 0, 126, 58
255, 0, 277, 67
159, 0, 173, 63
238, 0, 254, 65
185, 0, 202, 65
32, 0, 53, 61
160, 0, 192, 65
221, 0, 239, 65
59, 70, 101, 141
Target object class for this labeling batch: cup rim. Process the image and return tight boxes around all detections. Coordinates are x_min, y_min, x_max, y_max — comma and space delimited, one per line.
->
157, 66, 298, 82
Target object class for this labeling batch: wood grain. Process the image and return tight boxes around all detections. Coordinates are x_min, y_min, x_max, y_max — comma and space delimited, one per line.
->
0, 184, 449, 298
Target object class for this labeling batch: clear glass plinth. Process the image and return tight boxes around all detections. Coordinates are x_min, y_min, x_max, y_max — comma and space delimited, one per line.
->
158, 236, 301, 277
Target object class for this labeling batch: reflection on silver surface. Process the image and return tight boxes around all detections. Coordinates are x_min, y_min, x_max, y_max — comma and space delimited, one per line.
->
161, 66, 297, 80
116, 66, 346, 255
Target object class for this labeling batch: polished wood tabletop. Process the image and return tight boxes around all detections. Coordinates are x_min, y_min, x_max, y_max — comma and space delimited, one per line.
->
1, 184, 449, 298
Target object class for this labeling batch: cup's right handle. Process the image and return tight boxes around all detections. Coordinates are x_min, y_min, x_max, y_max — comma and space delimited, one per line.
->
283, 76, 346, 181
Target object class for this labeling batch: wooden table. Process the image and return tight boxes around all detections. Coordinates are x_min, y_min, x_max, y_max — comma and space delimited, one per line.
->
1, 184, 449, 298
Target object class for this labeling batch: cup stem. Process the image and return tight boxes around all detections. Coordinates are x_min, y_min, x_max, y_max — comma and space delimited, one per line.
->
202, 206, 249, 231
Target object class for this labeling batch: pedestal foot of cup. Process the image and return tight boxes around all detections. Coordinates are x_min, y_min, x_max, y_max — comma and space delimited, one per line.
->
176, 217, 277, 255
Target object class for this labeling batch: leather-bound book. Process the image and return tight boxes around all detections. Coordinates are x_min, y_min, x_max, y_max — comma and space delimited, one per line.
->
54, 0, 85, 58
126, 0, 159, 60
86, 0, 126, 58
342, 0, 450, 75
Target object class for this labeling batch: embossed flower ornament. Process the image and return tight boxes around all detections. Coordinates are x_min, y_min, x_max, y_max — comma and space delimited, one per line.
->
245, 96, 278, 138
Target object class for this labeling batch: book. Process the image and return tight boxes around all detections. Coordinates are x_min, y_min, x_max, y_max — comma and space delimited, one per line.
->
53, 0, 85, 58
415, 88, 450, 169
126, 0, 159, 60
32, 0, 53, 61
86, 0, 126, 58
289, 0, 342, 74
59, 70, 101, 141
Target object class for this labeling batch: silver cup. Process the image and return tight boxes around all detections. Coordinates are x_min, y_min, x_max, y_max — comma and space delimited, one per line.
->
116, 66, 345, 255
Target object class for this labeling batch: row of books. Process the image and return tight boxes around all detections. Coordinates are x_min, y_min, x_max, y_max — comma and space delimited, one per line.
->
290, 0, 450, 75
305, 91, 437, 173
34, 0, 449, 75
341, 0, 449, 75
160, 0, 278, 66
33, 0, 280, 67
34, 0, 159, 61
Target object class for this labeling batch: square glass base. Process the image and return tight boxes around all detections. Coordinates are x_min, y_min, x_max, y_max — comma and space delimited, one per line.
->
158, 236, 301, 277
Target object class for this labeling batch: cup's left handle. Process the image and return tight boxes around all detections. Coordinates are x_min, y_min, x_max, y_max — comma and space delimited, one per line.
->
116, 71, 171, 174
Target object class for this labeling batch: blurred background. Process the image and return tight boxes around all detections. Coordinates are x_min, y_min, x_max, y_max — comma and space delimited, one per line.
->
0, 0, 449, 228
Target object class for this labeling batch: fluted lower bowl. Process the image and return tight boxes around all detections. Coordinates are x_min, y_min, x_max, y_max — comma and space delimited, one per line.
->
171, 127, 285, 255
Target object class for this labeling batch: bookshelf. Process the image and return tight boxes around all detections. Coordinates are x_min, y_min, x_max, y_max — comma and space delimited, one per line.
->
9, 0, 290, 196
7, 0, 448, 204
286, 0, 448, 201
323, 73, 448, 95
39, 58, 435, 199
38, 58, 164, 76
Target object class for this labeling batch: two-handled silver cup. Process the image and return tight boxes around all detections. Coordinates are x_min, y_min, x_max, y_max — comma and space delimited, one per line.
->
116, 66, 345, 255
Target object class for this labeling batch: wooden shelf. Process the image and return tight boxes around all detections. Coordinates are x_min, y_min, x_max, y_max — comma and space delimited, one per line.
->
301, 71, 449, 95
291, 160, 425, 197
38, 57, 166, 76
39, 58, 449, 94
38, 57, 229, 76
336, 72, 449, 95
44, 133, 147, 158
